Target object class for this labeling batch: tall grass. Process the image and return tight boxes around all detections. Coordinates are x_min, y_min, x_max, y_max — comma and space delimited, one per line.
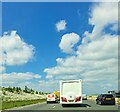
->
1, 99, 46, 110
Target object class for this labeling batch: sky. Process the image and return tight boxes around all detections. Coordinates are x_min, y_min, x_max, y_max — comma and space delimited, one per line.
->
0, 2, 119, 94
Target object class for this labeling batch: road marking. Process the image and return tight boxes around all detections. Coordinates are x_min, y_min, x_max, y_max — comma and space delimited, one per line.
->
53, 105, 56, 108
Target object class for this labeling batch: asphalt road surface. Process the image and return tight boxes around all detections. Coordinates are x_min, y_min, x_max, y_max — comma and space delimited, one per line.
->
7, 99, 119, 111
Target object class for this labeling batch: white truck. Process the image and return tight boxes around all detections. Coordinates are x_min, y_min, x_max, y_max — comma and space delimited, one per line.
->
60, 79, 82, 106
46, 93, 58, 104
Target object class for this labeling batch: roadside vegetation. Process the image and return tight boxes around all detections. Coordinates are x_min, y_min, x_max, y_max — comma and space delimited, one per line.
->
2, 99, 46, 110
115, 98, 120, 105
0, 86, 48, 110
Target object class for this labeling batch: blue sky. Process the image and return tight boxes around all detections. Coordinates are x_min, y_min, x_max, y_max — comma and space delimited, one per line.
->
2, 2, 93, 79
1, 2, 118, 94
3, 2, 91, 72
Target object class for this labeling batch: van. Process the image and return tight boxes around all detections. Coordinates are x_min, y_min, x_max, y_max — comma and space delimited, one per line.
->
60, 79, 82, 106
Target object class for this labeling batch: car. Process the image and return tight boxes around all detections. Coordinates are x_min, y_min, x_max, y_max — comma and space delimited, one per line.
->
46, 93, 58, 104
82, 94, 87, 100
96, 94, 115, 105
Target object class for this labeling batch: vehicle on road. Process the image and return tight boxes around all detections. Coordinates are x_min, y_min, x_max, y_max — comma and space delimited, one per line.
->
96, 94, 115, 105
60, 79, 82, 107
82, 94, 87, 100
54, 91, 60, 101
46, 93, 58, 103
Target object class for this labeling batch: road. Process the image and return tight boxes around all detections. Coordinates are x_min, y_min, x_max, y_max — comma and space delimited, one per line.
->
6, 99, 119, 111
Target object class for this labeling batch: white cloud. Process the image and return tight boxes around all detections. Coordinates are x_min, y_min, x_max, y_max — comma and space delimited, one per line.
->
59, 32, 80, 54
77, 34, 118, 60
34, 74, 41, 79
82, 2, 118, 44
82, 31, 91, 44
110, 23, 118, 31
44, 43, 118, 93
44, 2, 118, 94
0, 66, 6, 73
1, 72, 41, 85
45, 36, 118, 78
55, 20, 67, 32
0, 31, 35, 67
89, 3, 118, 26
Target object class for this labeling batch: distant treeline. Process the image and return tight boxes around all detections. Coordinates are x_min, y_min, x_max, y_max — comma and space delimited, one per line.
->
1, 86, 49, 95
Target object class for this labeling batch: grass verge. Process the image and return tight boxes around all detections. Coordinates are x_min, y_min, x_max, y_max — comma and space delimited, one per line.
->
115, 98, 120, 105
1, 99, 46, 110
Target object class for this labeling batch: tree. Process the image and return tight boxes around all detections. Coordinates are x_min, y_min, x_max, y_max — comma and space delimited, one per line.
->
30, 89, 34, 94
13, 87, 16, 92
7, 86, 14, 93
36, 91, 38, 94
41, 92, 44, 95
39, 92, 41, 95
18, 87, 22, 91
16, 87, 20, 92
23, 86, 31, 93
24, 86, 29, 93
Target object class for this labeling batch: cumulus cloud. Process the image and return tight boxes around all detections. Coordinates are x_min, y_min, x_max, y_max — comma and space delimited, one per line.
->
110, 23, 118, 31
59, 33, 80, 54
0, 66, 6, 73
1, 72, 41, 85
45, 35, 118, 77
45, 35, 118, 93
0, 31, 39, 90
82, 2, 118, 44
77, 34, 118, 60
55, 20, 67, 32
44, 2, 118, 93
0, 31, 35, 73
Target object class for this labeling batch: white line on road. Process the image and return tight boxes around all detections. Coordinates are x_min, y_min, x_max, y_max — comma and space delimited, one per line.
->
53, 105, 56, 108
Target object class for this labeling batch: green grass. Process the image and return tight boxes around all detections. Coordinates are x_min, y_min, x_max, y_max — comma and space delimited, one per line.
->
1, 99, 46, 110
115, 98, 120, 105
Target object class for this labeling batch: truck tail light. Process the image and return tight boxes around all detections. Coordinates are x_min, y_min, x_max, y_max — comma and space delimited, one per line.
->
75, 96, 81, 102
48, 94, 50, 98
61, 97, 67, 102
52, 94, 54, 98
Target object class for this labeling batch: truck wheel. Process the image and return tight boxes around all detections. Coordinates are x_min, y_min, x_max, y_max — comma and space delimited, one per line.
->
47, 101, 49, 104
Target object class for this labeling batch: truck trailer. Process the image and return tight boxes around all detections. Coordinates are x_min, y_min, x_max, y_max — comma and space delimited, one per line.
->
60, 79, 82, 106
